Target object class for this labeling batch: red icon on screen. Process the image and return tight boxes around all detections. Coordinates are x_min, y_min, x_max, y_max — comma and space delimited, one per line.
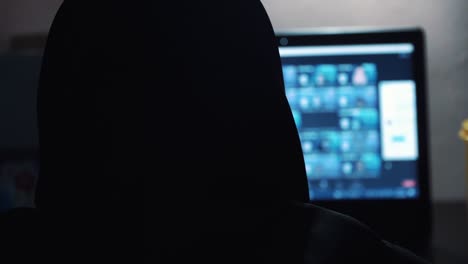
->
402, 179, 416, 188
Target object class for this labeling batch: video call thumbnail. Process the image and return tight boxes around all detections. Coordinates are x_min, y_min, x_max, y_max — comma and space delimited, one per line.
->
286, 87, 337, 112
337, 86, 377, 109
338, 108, 379, 130
340, 153, 381, 178
300, 130, 341, 154
304, 154, 341, 179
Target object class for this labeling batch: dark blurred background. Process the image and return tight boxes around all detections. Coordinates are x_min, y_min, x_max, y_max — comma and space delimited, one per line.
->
0, 0, 60, 213
0, 0, 467, 263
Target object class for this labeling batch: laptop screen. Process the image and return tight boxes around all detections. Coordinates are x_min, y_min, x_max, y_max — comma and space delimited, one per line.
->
279, 43, 420, 200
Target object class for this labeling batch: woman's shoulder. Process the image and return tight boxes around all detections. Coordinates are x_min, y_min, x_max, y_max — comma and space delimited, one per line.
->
296, 203, 430, 264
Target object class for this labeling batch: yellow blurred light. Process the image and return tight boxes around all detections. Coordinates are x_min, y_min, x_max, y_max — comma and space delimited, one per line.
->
460, 119, 468, 141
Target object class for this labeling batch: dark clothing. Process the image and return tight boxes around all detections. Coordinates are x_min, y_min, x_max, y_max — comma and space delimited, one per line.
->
1, 203, 429, 263
1, 0, 430, 263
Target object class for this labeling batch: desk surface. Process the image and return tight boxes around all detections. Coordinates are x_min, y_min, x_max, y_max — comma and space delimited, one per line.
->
430, 202, 468, 264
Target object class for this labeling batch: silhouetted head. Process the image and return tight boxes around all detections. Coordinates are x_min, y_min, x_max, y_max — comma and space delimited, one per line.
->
36, 0, 308, 261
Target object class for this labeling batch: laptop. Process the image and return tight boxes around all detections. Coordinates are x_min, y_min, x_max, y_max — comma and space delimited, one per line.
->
276, 28, 432, 255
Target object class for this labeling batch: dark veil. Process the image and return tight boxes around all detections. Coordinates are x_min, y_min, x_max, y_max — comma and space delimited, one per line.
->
36, 0, 309, 262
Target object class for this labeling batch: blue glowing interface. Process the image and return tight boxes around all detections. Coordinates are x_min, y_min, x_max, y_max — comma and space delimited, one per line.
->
279, 43, 420, 200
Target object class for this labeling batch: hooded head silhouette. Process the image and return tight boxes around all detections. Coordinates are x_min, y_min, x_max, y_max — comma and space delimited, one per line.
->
36, 0, 308, 262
